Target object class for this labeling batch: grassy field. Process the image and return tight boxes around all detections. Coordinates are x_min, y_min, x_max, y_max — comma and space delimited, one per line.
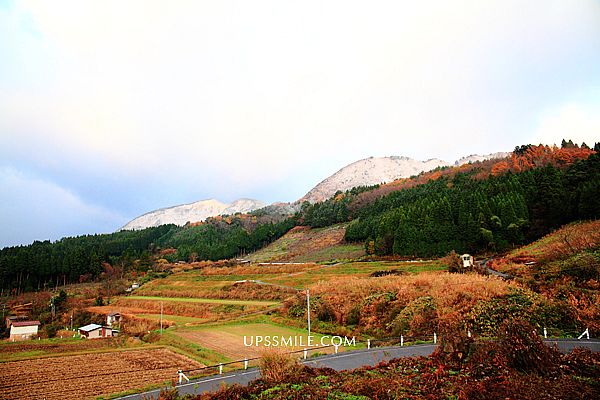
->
263, 260, 444, 288
0, 337, 144, 362
124, 295, 279, 306
135, 314, 207, 325
174, 320, 357, 361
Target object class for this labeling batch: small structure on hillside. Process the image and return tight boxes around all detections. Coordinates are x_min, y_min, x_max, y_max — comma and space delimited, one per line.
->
78, 324, 119, 339
106, 312, 122, 327
461, 254, 474, 269
9, 320, 40, 341
5, 315, 28, 329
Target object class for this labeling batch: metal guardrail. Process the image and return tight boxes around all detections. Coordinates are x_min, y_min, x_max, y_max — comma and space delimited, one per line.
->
175, 328, 594, 383
176, 333, 443, 383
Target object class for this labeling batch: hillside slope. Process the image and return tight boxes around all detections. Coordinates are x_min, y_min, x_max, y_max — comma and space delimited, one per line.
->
245, 224, 364, 263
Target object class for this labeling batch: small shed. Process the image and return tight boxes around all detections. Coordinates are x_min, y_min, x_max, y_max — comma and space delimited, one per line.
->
9, 320, 40, 341
106, 312, 122, 327
78, 324, 117, 339
461, 254, 474, 269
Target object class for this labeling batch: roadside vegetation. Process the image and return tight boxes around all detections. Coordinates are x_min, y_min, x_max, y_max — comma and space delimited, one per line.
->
190, 320, 600, 400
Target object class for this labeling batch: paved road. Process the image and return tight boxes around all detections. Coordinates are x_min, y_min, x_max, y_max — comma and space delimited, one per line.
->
116, 339, 599, 400
480, 258, 513, 280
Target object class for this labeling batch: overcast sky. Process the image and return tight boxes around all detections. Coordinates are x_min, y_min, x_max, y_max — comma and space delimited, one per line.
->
1, 0, 599, 248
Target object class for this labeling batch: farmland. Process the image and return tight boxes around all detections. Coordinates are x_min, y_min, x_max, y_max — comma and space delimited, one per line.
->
175, 321, 351, 361
0, 348, 203, 400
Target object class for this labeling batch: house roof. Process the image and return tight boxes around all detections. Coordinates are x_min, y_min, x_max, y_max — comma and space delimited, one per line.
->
108, 312, 120, 317
11, 320, 41, 327
79, 323, 103, 332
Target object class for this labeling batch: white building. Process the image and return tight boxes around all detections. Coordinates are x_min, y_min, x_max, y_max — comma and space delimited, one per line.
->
461, 254, 474, 269
107, 312, 122, 327
78, 323, 118, 339
9, 320, 40, 341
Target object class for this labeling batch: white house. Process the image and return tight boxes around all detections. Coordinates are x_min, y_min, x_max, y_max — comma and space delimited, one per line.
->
461, 254, 474, 269
9, 320, 40, 341
106, 312, 122, 327
78, 323, 118, 339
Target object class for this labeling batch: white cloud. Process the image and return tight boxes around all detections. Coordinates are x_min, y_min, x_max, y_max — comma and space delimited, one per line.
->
0, 167, 127, 247
0, 0, 599, 243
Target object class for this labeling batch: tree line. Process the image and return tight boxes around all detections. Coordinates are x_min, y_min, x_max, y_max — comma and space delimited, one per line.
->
0, 216, 296, 293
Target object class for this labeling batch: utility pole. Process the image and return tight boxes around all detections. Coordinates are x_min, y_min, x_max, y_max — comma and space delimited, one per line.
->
160, 302, 163, 335
306, 288, 311, 337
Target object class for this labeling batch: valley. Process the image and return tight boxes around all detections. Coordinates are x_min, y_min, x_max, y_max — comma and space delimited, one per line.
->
1, 143, 599, 399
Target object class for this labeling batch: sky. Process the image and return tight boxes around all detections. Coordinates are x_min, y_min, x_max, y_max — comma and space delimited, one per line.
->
1, 0, 599, 248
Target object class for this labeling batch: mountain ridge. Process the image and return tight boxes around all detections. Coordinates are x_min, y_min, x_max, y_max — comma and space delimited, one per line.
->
299, 152, 509, 203
122, 151, 509, 230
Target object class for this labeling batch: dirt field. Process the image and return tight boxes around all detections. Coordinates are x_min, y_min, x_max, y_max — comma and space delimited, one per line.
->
0, 348, 202, 400
175, 323, 340, 361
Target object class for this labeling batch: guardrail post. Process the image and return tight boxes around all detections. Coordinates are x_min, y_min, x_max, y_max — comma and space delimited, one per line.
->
433, 332, 437, 344
367, 339, 371, 349
400, 335, 403, 346
219, 363, 223, 375
244, 358, 248, 370
303, 348, 308, 360
543, 327, 547, 339
178, 369, 189, 384
578, 328, 590, 340
334, 344, 339, 354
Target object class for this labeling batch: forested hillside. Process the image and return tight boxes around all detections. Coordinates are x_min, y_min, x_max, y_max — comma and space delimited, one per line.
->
305, 143, 599, 256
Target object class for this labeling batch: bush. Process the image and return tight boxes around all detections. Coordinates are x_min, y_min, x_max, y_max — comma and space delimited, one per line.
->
441, 250, 462, 273
259, 351, 303, 384
497, 318, 560, 376
44, 323, 60, 338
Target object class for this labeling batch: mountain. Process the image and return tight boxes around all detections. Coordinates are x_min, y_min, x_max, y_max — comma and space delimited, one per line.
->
121, 198, 265, 230
122, 152, 510, 230
299, 153, 509, 203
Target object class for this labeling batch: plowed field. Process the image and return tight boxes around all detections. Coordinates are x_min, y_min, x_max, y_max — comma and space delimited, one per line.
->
0, 348, 202, 400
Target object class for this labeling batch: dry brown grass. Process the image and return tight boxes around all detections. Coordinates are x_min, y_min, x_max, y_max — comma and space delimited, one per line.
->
298, 272, 515, 335
259, 350, 302, 384
137, 284, 294, 301
503, 220, 600, 264
111, 298, 216, 317
199, 264, 314, 276
312, 272, 513, 315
